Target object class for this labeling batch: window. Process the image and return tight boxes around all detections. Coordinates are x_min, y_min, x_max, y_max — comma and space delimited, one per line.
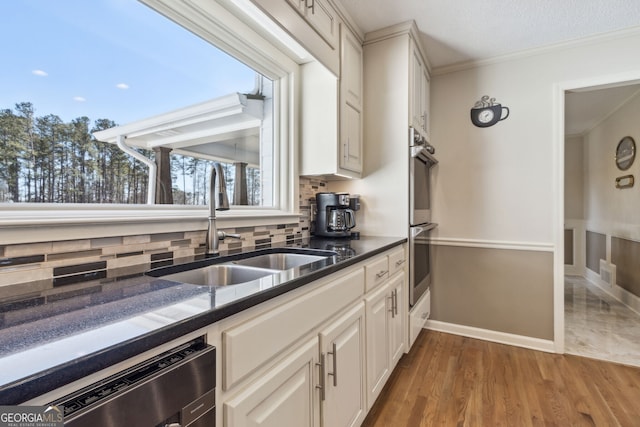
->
0, 0, 294, 211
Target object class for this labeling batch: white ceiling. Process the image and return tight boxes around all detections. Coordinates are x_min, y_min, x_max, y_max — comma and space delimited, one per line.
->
339, 0, 640, 135
339, 0, 640, 70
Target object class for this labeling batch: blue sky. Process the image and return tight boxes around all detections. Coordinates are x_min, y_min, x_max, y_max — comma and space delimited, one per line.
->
0, 0, 256, 125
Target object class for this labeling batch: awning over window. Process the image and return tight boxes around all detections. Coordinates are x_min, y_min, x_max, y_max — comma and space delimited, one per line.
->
93, 92, 263, 166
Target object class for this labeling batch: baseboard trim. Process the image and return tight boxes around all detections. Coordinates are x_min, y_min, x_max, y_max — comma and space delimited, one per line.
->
425, 320, 556, 353
582, 270, 640, 317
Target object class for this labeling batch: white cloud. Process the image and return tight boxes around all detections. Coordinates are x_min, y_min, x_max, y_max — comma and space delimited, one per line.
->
32, 69, 48, 77
73, 96, 86, 102
116, 83, 129, 90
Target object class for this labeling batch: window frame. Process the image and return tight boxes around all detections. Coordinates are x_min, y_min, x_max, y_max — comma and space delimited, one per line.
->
0, 0, 302, 243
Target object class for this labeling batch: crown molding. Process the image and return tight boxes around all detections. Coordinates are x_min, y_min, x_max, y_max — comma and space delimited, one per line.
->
364, 20, 431, 75
432, 25, 640, 76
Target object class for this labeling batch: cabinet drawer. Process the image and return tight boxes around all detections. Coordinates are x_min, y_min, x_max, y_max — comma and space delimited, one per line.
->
388, 246, 406, 277
365, 255, 389, 292
409, 289, 430, 348
222, 268, 364, 390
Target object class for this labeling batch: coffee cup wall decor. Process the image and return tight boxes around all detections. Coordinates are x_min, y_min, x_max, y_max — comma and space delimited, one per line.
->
470, 95, 510, 128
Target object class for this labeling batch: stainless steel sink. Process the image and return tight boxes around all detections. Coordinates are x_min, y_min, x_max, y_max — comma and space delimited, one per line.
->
230, 253, 328, 270
160, 264, 277, 287
146, 248, 337, 287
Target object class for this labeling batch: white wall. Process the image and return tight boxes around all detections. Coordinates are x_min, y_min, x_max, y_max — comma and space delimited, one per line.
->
431, 30, 640, 245
583, 90, 640, 238
564, 135, 584, 221
429, 30, 640, 348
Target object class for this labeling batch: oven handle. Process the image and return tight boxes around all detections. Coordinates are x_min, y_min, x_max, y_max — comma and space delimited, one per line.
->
410, 145, 438, 165
411, 223, 438, 237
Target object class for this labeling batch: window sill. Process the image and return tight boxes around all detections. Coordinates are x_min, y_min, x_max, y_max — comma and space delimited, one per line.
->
0, 206, 301, 245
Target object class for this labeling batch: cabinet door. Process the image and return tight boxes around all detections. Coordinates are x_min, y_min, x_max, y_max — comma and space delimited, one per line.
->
285, 0, 305, 13
253, 0, 339, 74
339, 27, 363, 174
340, 103, 362, 173
388, 272, 406, 369
320, 303, 366, 427
421, 69, 430, 138
364, 282, 391, 408
304, 0, 339, 49
410, 46, 424, 131
341, 27, 363, 110
224, 338, 320, 427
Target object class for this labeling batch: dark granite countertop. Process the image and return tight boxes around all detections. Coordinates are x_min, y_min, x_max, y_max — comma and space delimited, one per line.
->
0, 235, 405, 404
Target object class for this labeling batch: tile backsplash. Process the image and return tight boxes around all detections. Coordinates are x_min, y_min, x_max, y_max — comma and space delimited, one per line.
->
0, 177, 327, 303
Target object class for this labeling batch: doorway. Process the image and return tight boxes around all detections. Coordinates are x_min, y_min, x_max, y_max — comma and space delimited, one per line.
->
562, 81, 640, 367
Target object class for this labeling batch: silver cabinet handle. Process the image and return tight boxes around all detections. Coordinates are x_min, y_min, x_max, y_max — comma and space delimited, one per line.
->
388, 294, 395, 318
316, 353, 326, 401
327, 343, 338, 387
376, 270, 388, 278
388, 289, 398, 317
393, 289, 398, 316
306, 0, 315, 14
395, 259, 406, 267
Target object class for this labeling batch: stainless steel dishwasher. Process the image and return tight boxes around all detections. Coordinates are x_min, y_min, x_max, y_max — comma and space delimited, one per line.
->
51, 336, 215, 427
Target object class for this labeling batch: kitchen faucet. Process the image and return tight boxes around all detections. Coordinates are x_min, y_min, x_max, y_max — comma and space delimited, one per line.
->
207, 163, 241, 255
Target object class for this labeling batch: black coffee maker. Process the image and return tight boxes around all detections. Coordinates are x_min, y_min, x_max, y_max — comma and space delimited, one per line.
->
314, 192, 356, 237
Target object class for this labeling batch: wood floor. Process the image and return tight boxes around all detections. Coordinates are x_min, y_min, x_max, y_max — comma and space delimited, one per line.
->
362, 330, 640, 427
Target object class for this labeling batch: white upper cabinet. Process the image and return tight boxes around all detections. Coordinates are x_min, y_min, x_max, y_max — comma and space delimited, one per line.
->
410, 46, 424, 132
422, 68, 431, 139
409, 39, 430, 140
250, 0, 363, 179
302, 0, 340, 49
300, 23, 364, 179
339, 26, 364, 174
253, 0, 340, 74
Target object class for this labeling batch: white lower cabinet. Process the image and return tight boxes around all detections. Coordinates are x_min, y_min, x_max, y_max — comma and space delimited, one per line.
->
224, 337, 320, 427
364, 282, 390, 405
364, 271, 406, 408
320, 303, 366, 427
224, 303, 366, 427
388, 273, 406, 369
222, 245, 407, 427
409, 288, 430, 347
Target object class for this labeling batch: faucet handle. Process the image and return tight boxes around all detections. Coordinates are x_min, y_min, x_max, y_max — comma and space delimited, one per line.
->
218, 231, 243, 241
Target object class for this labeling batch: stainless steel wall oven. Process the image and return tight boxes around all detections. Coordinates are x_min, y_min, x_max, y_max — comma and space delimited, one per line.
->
409, 127, 437, 226
409, 223, 436, 306
409, 127, 437, 306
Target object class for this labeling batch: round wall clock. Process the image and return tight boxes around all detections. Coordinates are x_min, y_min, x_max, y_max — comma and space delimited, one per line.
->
615, 136, 636, 170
